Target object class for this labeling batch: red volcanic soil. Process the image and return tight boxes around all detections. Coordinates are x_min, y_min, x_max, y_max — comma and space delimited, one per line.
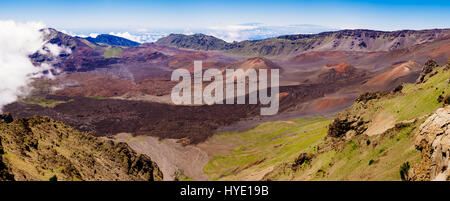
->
363, 61, 421, 91
167, 52, 230, 72
168, 52, 208, 69
56, 73, 135, 97
226, 57, 282, 71
6, 79, 344, 144
382, 36, 450, 66
303, 62, 369, 85
430, 43, 450, 58
55, 73, 178, 97
134, 78, 179, 96
290, 51, 348, 63
325, 62, 354, 73
310, 96, 353, 113
123, 51, 169, 63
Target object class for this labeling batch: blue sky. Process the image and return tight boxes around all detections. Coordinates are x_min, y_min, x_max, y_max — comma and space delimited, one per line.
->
1, 0, 449, 42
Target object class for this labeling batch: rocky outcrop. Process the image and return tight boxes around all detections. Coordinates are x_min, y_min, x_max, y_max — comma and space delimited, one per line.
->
416, 59, 439, 84
0, 115, 163, 181
355, 92, 390, 104
0, 138, 14, 181
327, 111, 369, 139
0, 113, 13, 124
411, 106, 450, 181
444, 94, 450, 105
291, 153, 314, 170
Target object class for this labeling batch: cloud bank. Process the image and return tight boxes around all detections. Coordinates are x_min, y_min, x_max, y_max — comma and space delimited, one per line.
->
108, 31, 167, 43
0, 20, 63, 111
66, 23, 337, 44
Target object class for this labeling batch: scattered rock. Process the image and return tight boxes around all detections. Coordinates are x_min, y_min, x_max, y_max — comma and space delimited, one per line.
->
444, 94, 450, 105
328, 114, 368, 138
438, 95, 444, 103
356, 91, 390, 103
393, 85, 403, 93
291, 153, 314, 170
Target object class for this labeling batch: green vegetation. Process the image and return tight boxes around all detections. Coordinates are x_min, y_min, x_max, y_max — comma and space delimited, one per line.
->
203, 114, 421, 181
87, 96, 106, 100
49, 175, 58, 181
174, 170, 194, 181
374, 66, 450, 121
315, 125, 419, 180
399, 162, 411, 181
23, 96, 73, 108
79, 39, 103, 50
262, 121, 420, 181
20, 78, 73, 107
104, 47, 123, 58
203, 117, 331, 180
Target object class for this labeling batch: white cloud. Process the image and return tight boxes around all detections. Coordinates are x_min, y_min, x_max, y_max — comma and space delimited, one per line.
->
60, 30, 87, 38
62, 23, 337, 45
0, 20, 62, 111
89, 33, 100, 38
108, 31, 166, 43
109, 32, 141, 42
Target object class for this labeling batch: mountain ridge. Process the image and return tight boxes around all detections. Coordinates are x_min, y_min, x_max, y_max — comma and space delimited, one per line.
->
155, 28, 450, 56
81, 34, 141, 47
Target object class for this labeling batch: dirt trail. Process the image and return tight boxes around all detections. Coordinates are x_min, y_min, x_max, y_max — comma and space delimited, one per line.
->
365, 111, 396, 136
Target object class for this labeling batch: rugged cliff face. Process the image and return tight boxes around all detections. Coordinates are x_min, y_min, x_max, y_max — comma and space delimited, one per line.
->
0, 115, 163, 181
411, 106, 450, 181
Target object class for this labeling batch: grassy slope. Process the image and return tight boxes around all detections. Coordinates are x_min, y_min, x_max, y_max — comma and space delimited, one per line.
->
203, 64, 449, 181
20, 79, 73, 108
104, 47, 123, 58
282, 123, 421, 181
382, 67, 449, 121
203, 117, 331, 180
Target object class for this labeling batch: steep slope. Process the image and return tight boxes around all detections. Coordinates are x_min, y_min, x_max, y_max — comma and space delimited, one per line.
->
156, 29, 450, 56
33, 28, 121, 72
201, 117, 332, 181
0, 115, 163, 181
363, 61, 422, 91
284, 59, 449, 181
201, 59, 450, 181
